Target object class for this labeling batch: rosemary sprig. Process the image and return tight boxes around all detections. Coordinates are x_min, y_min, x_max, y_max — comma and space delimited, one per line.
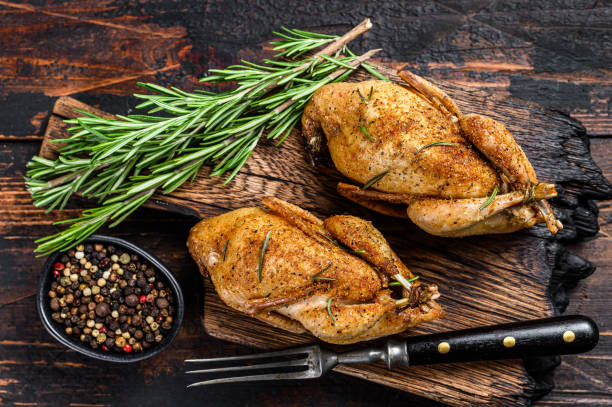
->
317, 232, 341, 247
415, 141, 457, 155
258, 231, 271, 282
359, 125, 375, 142
356, 88, 368, 104
362, 170, 390, 190
327, 297, 336, 324
222, 239, 229, 261
25, 20, 389, 256
356, 86, 374, 104
479, 185, 499, 211
389, 276, 419, 286
310, 263, 334, 280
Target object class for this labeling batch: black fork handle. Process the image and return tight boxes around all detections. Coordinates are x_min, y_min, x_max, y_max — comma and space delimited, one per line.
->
401, 315, 598, 366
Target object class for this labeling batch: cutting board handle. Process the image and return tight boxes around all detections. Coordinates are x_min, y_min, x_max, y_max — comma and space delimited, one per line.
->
403, 315, 599, 366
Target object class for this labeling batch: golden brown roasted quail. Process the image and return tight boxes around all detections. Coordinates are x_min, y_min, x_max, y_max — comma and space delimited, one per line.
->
187, 197, 442, 344
301, 71, 563, 237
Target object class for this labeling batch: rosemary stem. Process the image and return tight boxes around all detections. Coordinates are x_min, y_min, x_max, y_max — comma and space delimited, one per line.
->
223, 18, 374, 102
271, 48, 382, 115
315, 18, 372, 58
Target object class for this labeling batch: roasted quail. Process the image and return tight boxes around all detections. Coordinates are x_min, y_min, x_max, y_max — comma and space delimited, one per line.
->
187, 197, 442, 344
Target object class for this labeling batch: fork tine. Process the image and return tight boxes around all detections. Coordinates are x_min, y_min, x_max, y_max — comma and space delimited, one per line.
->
185, 357, 309, 374
186, 371, 316, 388
184, 345, 315, 363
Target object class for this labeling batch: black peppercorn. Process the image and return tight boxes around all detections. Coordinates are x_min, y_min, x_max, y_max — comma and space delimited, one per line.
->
48, 242, 175, 355
125, 294, 139, 307
95, 303, 110, 318
156, 298, 169, 309
98, 257, 110, 270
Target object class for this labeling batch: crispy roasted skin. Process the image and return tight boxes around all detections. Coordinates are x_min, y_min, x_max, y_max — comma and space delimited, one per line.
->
302, 78, 562, 236
303, 80, 499, 198
187, 198, 442, 344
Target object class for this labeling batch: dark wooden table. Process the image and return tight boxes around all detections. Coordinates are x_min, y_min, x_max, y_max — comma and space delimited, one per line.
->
1, 1, 610, 406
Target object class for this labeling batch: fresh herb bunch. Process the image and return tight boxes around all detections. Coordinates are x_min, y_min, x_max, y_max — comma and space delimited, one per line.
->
26, 19, 387, 256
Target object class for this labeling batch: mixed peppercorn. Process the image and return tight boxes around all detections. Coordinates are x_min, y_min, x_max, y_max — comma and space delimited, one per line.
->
47, 243, 176, 354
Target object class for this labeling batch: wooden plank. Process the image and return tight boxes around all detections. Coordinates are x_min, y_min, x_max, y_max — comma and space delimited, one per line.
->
1, 1, 609, 141
2, 1, 609, 405
534, 139, 612, 406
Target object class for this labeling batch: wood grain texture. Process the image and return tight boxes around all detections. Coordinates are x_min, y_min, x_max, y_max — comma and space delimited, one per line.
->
1, 1, 611, 406
35, 58, 610, 405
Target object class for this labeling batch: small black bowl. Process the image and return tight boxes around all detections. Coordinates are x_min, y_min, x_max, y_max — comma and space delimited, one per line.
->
37, 234, 184, 363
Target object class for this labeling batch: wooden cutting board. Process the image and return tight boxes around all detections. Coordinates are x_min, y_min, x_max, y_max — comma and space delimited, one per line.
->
39, 65, 612, 406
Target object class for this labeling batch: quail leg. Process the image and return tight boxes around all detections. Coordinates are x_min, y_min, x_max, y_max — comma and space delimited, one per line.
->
262, 196, 332, 246
398, 69, 562, 234
405, 191, 548, 237
336, 182, 411, 218
323, 213, 413, 279
459, 114, 563, 233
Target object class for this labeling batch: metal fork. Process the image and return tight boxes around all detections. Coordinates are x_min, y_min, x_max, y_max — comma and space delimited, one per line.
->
185, 315, 598, 387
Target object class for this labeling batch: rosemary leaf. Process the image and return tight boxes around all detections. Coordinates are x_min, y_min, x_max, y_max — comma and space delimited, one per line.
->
317, 232, 340, 247
392, 273, 419, 290
310, 263, 333, 279
327, 297, 336, 324
368, 86, 373, 101
356, 88, 368, 104
362, 170, 390, 190
361, 62, 390, 81
359, 125, 375, 142
353, 249, 366, 254
258, 231, 271, 282
222, 239, 229, 261
479, 185, 499, 211
415, 141, 457, 155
